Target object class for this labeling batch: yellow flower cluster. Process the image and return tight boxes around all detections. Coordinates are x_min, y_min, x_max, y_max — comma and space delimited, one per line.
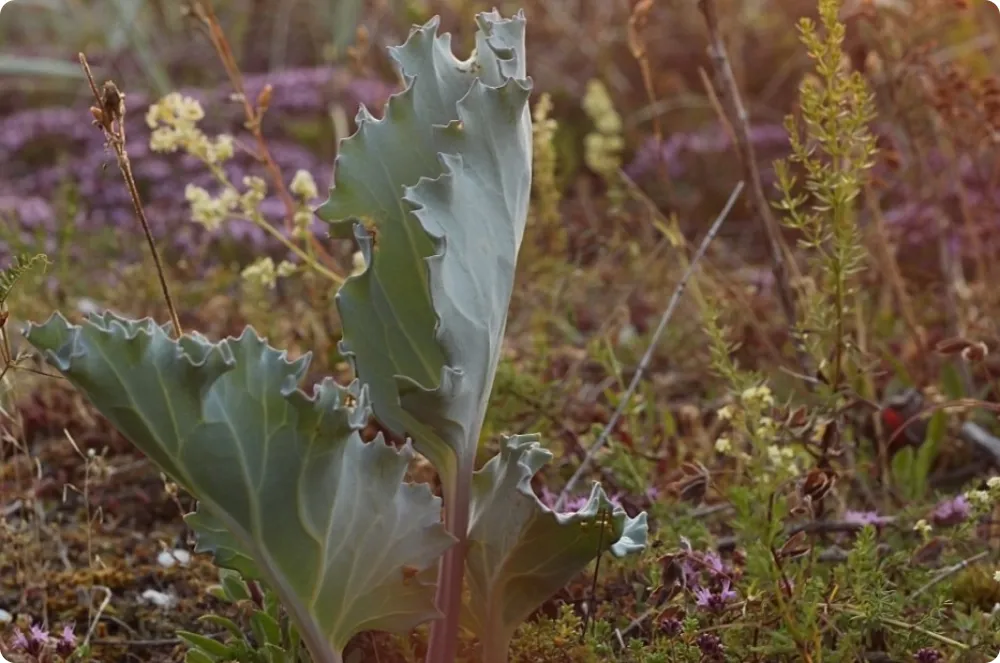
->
146, 93, 234, 165
290, 169, 319, 201
183, 176, 267, 232
289, 169, 319, 239
740, 384, 775, 409
530, 93, 562, 234
581, 79, 624, 180
183, 185, 237, 232
241, 257, 296, 291
766, 444, 798, 475
967, 476, 1000, 512
713, 383, 799, 474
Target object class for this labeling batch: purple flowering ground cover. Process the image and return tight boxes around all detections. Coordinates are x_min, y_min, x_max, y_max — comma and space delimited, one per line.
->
0, 66, 393, 266
4, 0, 1000, 662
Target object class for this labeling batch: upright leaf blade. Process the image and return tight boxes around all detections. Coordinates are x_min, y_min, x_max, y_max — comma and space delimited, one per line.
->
24, 312, 455, 657
315, 10, 532, 482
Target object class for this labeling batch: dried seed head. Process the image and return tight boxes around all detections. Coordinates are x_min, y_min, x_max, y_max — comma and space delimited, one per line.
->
778, 531, 811, 559
935, 336, 976, 355
800, 467, 837, 503
100, 80, 125, 126
961, 341, 988, 363
882, 149, 901, 170
256, 84, 273, 114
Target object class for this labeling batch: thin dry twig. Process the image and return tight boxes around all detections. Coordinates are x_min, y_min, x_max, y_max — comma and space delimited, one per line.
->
909, 550, 990, 599
555, 181, 746, 509
78, 54, 183, 338
832, 604, 969, 650
697, 0, 812, 379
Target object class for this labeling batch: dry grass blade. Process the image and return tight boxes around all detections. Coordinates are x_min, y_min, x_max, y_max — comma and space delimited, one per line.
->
555, 180, 745, 510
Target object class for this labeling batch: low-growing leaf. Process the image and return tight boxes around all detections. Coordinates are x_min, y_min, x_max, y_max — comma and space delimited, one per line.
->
176, 631, 234, 659
463, 435, 648, 653
206, 585, 229, 603
252, 611, 283, 647
197, 614, 246, 642
184, 649, 216, 663
218, 568, 252, 603
185, 510, 260, 582
24, 312, 455, 658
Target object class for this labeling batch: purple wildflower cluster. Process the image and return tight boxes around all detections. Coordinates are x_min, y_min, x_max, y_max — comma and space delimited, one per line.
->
0, 67, 395, 268
624, 123, 790, 185
914, 647, 943, 663
928, 494, 970, 527
695, 632, 725, 660
659, 616, 683, 638
536, 486, 624, 513
6, 622, 77, 659
624, 121, 1000, 261
842, 510, 893, 528
677, 537, 738, 615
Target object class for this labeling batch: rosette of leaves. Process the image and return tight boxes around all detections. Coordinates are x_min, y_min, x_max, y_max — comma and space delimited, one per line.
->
180, 569, 305, 663
24, 10, 647, 663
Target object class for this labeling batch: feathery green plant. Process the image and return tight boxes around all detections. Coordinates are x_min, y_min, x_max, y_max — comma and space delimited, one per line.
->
693, 1, 892, 658
22, 11, 647, 663
772, 0, 878, 391
0, 254, 50, 307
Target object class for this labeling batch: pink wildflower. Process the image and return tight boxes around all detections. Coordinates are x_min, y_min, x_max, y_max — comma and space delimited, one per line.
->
843, 510, 891, 527
930, 495, 970, 527
693, 579, 737, 612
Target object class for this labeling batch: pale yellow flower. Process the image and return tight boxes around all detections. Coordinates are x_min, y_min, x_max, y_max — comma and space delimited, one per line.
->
290, 169, 319, 201
241, 257, 278, 290
717, 404, 735, 421
966, 489, 992, 509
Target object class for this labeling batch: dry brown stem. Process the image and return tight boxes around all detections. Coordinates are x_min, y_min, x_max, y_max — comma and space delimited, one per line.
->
185, 0, 346, 284
78, 54, 183, 338
697, 0, 812, 379
625, 0, 675, 199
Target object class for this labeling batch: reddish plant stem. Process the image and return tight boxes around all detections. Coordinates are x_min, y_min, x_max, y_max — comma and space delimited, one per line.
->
425, 461, 473, 663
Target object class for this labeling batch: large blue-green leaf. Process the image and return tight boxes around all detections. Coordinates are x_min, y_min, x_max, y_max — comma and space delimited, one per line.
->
464, 436, 648, 653
315, 10, 532, 484
23, 312, 455, 659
